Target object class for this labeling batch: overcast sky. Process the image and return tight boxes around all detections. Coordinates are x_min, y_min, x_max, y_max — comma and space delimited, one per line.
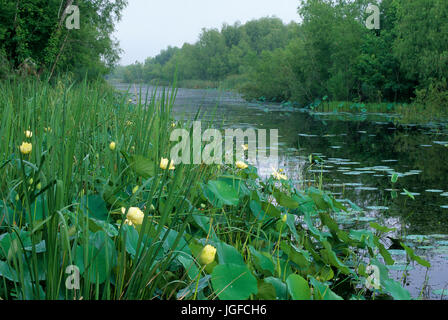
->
114, 0, 301, 65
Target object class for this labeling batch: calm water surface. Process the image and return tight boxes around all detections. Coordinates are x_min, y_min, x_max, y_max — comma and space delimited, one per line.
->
116, 83, 448, 299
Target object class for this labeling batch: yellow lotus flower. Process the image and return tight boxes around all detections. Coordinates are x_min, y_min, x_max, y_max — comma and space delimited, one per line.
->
125, 207, 144, 226
272, 167, 287, 180
241, 144, 249, 151
199, 244, 217, 265
44, 127, 52, 133
19, 142, 32, 155
282, 214, 287, 223
109, 141, 116, 151
25, 130, 33, 138
236, 161, 248, 169
160, 158, 175, 170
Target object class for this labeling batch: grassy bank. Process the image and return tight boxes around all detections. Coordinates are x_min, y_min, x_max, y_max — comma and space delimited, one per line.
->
0, 78, 425, 300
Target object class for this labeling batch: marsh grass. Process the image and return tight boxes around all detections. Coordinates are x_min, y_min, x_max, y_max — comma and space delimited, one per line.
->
0, 77, 216, 299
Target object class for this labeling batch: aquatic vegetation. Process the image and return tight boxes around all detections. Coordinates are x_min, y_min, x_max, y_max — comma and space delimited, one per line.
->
0, 79, 425, 300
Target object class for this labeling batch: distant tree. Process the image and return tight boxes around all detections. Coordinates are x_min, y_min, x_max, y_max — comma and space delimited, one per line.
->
0, 0, 127, 80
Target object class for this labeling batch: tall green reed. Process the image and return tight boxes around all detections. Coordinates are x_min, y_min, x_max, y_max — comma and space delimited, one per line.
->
0, 77, 213, 299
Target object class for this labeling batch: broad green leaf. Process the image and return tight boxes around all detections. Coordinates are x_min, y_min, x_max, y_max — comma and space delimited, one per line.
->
309, 276, 343, 300
192, 213, 218, 241
161, 229, 200, 280
249, 200, 266, 221
75, 231, 117, 284
321, 241, 351, 275
80, 194, 109, 221
0, 260, 18, 281
207, 180, 239, 206
400, 242, 431, 268
122, 152, 155, 179
216, 242, 245, 266
286, 274, 311, 300
383, 279, 411, 300
281, 242, 311, 269
256, 279, 277, 300
177, 275, 211, 299
374, 237, 394, 265
273, 190, 299, 209
261, 202, 281, 218
211, 263, 258, 300
370, 222, 395, 233
249, 246, 274, 276
264, 277, 288, 300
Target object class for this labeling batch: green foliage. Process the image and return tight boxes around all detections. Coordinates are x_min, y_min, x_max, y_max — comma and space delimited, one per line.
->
0, 78, 413, 300
244, 0, 447, 107
0, 0, 127, 80
112, 17, 297, 87
113, 0, 447, 113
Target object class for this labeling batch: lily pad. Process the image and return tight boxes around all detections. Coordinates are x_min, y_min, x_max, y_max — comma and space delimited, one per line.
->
211, 263, 258, 300
366, 206, 389, 210
386, 264, 414, 271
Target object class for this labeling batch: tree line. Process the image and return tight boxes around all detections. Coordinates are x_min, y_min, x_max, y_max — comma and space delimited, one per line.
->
0, 0, 127, 80
115, 0, 448, 107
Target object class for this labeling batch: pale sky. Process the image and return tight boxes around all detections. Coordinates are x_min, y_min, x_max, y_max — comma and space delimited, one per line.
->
114, 0, 301, 65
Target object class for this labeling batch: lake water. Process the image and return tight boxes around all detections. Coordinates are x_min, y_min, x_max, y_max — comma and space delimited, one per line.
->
115, 83, 448, 299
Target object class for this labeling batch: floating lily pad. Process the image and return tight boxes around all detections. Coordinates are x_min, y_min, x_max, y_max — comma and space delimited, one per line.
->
355, 217, 377, 222
417, 246, 435, 250
387, 264, 414, 271
387, 250, 407, 256
429, 234, 448, 239
372, 166, 394, 172
343, 171, 362, 175
366, 206, 389, 210
404, 235, 429, 241
400, 191, 420, 197
298, 133, 318, 137
356, 187, 379, 191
